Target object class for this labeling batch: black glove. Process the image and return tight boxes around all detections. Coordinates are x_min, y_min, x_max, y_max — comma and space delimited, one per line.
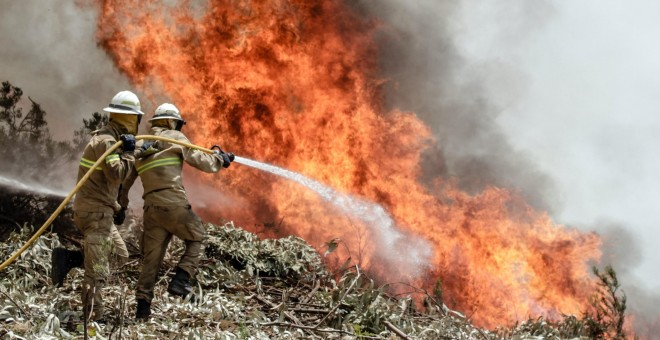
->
120, 134, 136, 152
214, 150, 232, 168
220, 152, 232, 168
137, 141, 159, 158
141, 141, 154, 150
113, 207, 126, 225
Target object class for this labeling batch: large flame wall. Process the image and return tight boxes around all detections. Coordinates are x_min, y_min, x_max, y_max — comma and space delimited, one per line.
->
92, 0, 601, 328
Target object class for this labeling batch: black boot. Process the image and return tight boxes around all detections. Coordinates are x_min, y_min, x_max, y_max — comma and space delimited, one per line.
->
51, 247, 84, 287
167, 267, 192, 297
135, 299, 151, 320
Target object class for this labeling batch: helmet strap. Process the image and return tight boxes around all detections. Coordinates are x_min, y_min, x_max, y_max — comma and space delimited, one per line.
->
175, 119, 186, 131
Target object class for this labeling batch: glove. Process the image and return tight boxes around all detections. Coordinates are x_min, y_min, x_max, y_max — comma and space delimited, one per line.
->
221, 153, 232, 168
113, 207, 126, 225
213, 150, 232, 168
120, 134, 136, 152
136, 141, 159, 158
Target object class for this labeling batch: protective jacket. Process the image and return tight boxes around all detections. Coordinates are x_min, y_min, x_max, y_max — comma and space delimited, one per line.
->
131, 127, 224, 206
132, 126, 225, 304
72, 124, 135, 214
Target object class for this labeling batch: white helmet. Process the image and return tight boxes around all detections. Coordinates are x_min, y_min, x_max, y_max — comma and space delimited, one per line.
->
150, 103, 186, 130
102, 90, 144, 115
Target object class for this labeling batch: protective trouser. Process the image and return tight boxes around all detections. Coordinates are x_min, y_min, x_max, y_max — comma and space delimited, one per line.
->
74, 211, 129, 321
136, 205, 205, 303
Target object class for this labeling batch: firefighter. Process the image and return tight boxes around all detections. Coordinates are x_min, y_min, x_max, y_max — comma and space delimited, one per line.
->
66, 90, 144, 322
131, 103, 232, 320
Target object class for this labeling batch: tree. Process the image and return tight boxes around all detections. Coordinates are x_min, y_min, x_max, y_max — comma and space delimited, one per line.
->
0, 80, 79, 241
73, 111, 108, 150
0, 81, 48, 142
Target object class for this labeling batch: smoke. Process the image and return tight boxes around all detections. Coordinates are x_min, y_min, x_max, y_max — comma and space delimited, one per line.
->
355, 0, 660, 334
0, 0, 137, 195
0, 0, 130, 142
2, 0, 659, 333
589, 221, 660, 335
0, 0, 558, 223
356, 0, 559, 213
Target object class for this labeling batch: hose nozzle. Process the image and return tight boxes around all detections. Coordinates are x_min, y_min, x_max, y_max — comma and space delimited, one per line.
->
211, 144, 235, 162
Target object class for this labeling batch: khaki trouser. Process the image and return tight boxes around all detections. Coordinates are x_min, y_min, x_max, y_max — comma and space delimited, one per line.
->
74, 211, 129, 320
136, 205, 206, 303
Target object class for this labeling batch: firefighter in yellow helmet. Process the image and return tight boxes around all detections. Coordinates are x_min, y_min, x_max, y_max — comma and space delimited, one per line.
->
67, 90, 144, 322
130, 103, 232, 319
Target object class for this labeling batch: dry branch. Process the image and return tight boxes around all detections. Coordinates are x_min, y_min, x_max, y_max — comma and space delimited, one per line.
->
383, 320, 411, 340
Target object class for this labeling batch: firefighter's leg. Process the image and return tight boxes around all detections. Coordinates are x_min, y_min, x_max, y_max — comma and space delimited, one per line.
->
135, 206, 172, 318
110, 224, 129, 266
75, 211, 113, 321
160, 205, 206, 297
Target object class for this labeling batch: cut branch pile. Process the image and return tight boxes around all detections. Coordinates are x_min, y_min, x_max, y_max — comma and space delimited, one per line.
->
0, 223, 621, 339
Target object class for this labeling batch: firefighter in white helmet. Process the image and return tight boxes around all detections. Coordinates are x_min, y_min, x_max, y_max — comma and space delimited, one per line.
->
63, 90, 143, 322
128, 103, 232, 320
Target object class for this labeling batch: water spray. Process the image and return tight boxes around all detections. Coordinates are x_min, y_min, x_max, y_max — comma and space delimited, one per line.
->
0, 174, 68, 197
234, 156, 432, 267
0, 135, 430, 273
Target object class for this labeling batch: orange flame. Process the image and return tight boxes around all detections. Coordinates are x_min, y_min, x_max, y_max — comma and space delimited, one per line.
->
92, 0, 601, 328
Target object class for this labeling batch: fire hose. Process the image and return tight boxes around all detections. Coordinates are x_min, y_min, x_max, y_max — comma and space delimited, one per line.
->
0, 135, 229, 272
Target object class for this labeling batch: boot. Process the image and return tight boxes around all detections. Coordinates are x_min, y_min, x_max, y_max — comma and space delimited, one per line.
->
167, 267, 192, 297
135, 299, 151, 320
51, 247, 84, 287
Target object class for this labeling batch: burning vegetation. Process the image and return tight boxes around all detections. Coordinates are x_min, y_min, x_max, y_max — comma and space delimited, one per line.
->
93, 0, 602, 328
0, 83, 632, 337
0, 0, 645, 338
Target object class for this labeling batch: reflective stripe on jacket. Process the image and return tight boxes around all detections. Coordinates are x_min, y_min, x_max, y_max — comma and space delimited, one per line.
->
131, 127, 224, 206
72, 124, 135, 214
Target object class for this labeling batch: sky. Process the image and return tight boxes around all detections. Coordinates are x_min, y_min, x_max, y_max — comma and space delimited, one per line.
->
1, 0, 658, 322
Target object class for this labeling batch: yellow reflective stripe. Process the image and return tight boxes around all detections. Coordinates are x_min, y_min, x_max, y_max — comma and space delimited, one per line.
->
79, 158, 102, 171
137, 157, 182, 174
105, 154, 120, 163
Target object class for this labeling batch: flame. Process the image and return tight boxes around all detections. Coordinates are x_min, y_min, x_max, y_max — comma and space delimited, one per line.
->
91, 0, 602, 328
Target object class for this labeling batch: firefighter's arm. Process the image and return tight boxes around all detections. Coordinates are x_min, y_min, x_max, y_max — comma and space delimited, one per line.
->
169, 130, 224, 173
99, 137, 135, 182
118, 165, 138, 209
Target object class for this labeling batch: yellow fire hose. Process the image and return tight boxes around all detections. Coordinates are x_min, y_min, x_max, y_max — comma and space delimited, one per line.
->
0, 135, 217, 272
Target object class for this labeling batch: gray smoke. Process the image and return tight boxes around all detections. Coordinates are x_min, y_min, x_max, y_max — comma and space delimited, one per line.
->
356, 0, 559, 213
357, 0, 660, 334
0, 0, 130, 142
0, 0, 554, 213
0, 0, 133, 193
594, 221, 660, 335
2, 0, 658, 334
